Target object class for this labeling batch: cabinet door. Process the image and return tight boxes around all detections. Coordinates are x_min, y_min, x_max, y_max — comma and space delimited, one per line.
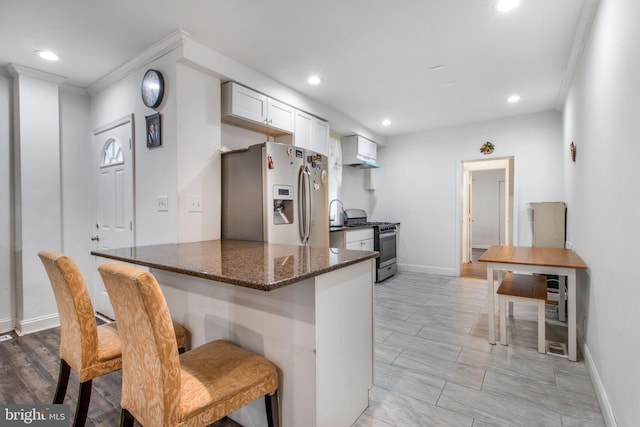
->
311, 118, 329, 155
357, 136, 376, 160
346, 239, 374, 251
229, 83, 268, 124
294, 110, 313, 150
361, 238, 374, 251
268, 98, 295, 133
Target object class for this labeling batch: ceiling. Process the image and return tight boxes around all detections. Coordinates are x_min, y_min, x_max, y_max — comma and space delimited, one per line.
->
0, 0, 591, 137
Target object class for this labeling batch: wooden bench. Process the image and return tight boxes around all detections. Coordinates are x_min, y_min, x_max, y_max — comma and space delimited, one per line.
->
497, 272, 547, 353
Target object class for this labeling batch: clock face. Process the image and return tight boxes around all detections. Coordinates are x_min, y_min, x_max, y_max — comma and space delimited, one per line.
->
141, 69, 164, 108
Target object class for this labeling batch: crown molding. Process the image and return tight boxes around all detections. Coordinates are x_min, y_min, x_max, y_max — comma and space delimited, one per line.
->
555, 0, 601, 110
87, 29, 191, 95
60, 83, 89, 96
5, 63, 67, 84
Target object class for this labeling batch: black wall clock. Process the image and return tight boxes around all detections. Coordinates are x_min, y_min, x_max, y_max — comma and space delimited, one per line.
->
141, 69, 164, 108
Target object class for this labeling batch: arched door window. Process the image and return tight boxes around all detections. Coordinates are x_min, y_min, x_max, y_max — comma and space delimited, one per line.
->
101, 137, 124, 167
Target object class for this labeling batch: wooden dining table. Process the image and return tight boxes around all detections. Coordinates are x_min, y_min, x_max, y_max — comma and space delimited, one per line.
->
478, 245, 588, 361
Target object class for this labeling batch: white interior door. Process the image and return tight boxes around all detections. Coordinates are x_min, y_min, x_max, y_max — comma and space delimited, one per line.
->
91, 115, 134, 318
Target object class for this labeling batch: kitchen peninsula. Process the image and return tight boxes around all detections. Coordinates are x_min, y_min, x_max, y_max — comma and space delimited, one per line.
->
92, 239, 378, 427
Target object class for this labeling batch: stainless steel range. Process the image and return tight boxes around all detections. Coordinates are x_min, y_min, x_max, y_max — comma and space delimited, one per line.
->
344, 209, 398, 282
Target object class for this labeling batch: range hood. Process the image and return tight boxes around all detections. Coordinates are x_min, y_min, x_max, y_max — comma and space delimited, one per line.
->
341, 135, 381, 169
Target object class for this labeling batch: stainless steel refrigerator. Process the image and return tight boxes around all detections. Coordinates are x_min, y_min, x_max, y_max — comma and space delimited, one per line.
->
222, 142, 329, 247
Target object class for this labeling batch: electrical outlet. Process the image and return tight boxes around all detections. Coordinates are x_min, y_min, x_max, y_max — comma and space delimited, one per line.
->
189, 195, 203, 212
156, 196, 168, 212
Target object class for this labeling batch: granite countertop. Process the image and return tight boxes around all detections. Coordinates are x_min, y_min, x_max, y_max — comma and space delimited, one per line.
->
91, 239, 378, 291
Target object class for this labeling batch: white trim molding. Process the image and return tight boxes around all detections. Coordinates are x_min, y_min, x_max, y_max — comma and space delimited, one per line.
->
0, 317, 15, 334
398, 263, 457, 277
555, 0, 601, 110
87, 29, 191, 95
583, 343, 618, 427
5, 64, 67, 84
15, 313, 60, 336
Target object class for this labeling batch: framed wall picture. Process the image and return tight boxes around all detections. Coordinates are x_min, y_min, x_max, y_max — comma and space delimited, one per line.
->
146, 113, 161, 148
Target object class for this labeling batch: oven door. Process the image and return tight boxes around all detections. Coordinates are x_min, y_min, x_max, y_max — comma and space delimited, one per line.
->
377, 231, 397, 267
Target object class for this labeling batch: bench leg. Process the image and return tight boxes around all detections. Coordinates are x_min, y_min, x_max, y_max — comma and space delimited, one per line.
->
538, 301, 546, 354
558, 276, 566, 321
499, 295, 507, 346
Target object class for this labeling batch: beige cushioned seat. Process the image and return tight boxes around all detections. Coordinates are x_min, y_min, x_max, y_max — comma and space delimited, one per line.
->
38, 250, 188, 427
98, 262, 280, 427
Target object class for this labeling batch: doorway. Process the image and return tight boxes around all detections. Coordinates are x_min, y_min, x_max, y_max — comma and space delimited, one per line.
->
91, 114, 135, 318
461, 157, 514, 278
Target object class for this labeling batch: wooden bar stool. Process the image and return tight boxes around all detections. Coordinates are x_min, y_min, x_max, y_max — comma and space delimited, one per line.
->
497, 272, 548, 353
98, 262, 280, 427
38, 251, 188, 427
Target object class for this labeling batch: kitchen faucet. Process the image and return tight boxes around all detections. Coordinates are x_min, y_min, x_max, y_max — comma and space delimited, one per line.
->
329, 199, 344, 226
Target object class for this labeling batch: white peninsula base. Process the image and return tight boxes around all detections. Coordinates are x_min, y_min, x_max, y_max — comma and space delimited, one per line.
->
152, 258, 375, 427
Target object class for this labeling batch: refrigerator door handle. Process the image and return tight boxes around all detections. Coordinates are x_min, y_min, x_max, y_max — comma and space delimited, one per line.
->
298, 166, 308, 244
304, 168, 312, 243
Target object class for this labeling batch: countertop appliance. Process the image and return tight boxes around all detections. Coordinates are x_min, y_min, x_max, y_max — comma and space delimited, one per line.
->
343, 209, 398, 282
222, 142, 329, 247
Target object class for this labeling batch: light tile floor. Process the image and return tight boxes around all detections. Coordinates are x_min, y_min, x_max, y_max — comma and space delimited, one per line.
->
352, 272, 605, 427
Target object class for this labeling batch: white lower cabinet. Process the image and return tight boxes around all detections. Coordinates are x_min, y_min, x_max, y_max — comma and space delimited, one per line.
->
331, 228, 374, 251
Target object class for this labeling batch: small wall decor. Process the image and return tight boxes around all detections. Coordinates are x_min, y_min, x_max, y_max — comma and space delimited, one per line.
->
480, 141, 495, 155
146, 113, 161, 148
570, 141, 576, 162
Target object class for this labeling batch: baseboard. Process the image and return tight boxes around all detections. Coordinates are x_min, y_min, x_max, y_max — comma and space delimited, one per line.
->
0, 317, 15, 334
15, 313, 60, 336
582, 343, 617, 427
398, 263, 457, 277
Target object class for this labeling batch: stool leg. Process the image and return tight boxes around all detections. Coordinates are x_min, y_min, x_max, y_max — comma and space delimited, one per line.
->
73, 380, 92, 427
265, 390, 280, 427
120, 409, 135, 427
53, 359, 70, 404
538, 302, 546, 354
499, 295, 507, 346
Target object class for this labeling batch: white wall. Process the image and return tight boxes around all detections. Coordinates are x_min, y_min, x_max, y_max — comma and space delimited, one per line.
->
59, 89, 93, 289
90, 50, 183, 246
562, 0, 640, 424
176, 63, 221, 242
369, 111, 563, 275
0, 73, 13, 331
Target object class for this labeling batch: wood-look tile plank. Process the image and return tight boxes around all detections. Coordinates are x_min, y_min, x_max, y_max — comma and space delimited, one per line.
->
374, 361, 446, 405
481, 370, 604, 422
362, 385, 473, 427
437, 382, 562, 427
393, 350, 487, 391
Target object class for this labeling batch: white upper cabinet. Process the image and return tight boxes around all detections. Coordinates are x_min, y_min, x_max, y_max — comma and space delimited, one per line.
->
294, 109, 329, 155
225, 82, 268, 123
267, 98, 295, 133
222, 82, 294, 135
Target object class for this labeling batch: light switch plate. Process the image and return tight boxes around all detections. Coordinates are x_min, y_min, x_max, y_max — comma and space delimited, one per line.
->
189, 195, 203, 212
156, 196, 168, 212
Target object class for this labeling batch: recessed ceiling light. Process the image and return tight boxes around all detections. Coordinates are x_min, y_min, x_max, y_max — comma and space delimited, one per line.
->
36, 50, 60, 61
496, 0, 520, 12
507, 94, 521, 103
382, 119, 392, 127
307, 75, 322, 85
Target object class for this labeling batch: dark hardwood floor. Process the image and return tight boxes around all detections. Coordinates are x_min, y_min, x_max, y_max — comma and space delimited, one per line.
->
0, 327, 240, 427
